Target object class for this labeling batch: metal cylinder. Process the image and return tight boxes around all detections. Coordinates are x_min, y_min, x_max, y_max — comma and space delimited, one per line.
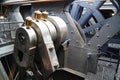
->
48, 16, 68, 45
14, 27, 37, 67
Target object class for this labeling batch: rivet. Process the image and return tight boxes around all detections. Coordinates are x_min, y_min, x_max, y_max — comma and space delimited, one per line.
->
88, 43, 91, 46
71, 31, 74, 34
49, 47, 53, 51
106, 24, 110, 27
107, 36, 111, 39
96, 34, 99, 37
76, 41, 79, 43
97, 44, 101, 48
87, 52, 92, 59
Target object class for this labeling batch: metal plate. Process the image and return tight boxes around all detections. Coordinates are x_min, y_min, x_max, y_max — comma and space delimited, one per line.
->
86, 15, 120, 50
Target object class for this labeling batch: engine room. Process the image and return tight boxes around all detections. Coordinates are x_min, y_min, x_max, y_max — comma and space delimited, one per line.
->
0, 0, 120, 80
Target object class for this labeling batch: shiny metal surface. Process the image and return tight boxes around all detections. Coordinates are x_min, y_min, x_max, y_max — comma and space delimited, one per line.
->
31, 19, 59, 77
42, 20, 57, 41
14, 14, 68, 78
14, 27, 37, 67
48, 16, 68, 46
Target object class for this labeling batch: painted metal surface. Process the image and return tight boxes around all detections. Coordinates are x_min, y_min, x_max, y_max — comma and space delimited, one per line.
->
0, 0, 120, 80
86, 15, 120, 50
77, 0, 105, 27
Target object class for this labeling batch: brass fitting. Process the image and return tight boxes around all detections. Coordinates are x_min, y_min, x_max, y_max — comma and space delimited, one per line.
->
42, 11, 48, 20
25, 16, 32, 29
34, 10, 42, 20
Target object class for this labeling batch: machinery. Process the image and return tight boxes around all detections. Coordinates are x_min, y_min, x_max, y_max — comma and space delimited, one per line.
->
14, 11, 68, 79
0, 0, 120, 80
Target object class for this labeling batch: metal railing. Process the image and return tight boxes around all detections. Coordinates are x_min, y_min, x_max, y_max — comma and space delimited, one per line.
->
0, 18, 23, 46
